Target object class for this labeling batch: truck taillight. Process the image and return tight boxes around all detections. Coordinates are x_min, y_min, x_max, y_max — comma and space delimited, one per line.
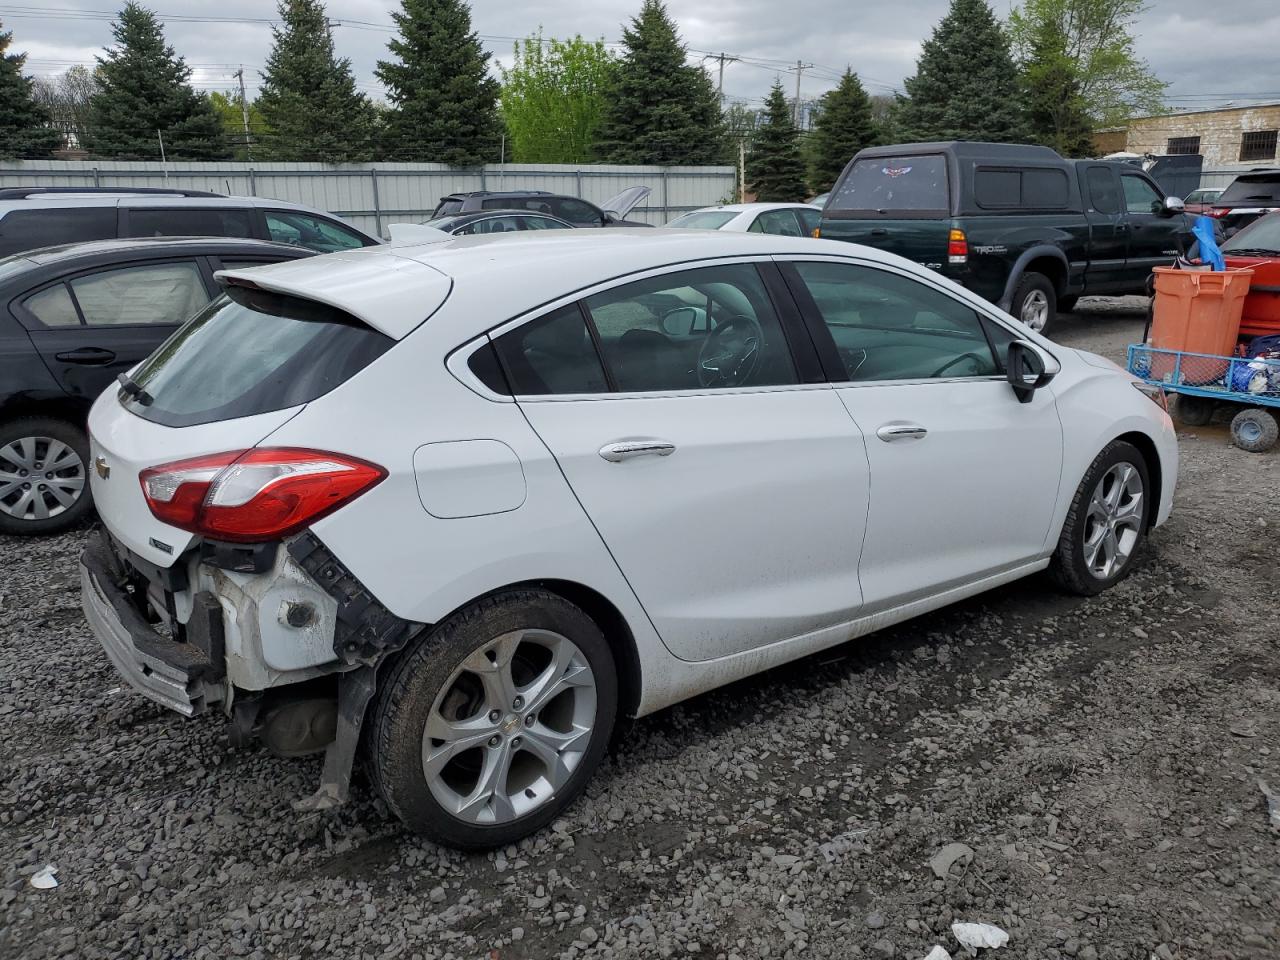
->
140, 448, 386, 543
948, 228, 968, 264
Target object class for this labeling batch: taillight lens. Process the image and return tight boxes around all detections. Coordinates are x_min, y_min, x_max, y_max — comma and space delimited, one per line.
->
948, 228, 968, 264
1208, 207, 1228, 219
140, 448, 386, 542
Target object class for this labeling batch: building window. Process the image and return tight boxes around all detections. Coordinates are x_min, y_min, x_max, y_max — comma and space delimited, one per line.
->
1240, 130, 1278, 163
1166, 136, 1200, 156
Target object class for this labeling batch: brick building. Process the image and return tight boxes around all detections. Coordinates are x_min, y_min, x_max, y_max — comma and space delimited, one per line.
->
1103, 101, 1280, 169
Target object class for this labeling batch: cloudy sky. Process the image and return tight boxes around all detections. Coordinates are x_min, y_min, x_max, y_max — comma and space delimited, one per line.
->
6, 0, 1280, 112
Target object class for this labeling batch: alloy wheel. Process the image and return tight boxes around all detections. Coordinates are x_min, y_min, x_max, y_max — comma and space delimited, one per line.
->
0, 436, 86, 522
422, 629, 597, 825
1082, 461, 1144, 580
1021, 290, 1050, 332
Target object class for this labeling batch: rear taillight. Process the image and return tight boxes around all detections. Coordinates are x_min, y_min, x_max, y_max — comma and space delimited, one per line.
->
1208, 207, 1228, 218
140, 448, 386, 543
948, 228, 968, 264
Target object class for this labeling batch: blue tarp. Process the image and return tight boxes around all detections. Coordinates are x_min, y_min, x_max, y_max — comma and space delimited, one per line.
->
1193, 215, 1225, 271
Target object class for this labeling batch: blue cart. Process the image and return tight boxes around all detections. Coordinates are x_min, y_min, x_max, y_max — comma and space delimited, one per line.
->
1127, 344, 1280, 452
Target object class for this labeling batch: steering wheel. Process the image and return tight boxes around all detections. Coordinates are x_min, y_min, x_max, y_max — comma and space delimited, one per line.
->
930, 351, 989, 379
696, 315, 764, 388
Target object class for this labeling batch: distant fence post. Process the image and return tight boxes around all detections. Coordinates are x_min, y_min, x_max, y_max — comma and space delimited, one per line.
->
370, 168, 383, 237
92, 167, 100, 187
248, 168, 256, 197
661, 168, 669, 221
575, 169, 583, 198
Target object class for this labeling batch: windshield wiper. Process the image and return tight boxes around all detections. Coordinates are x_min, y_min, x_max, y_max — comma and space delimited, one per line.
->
117, 372, 154, 406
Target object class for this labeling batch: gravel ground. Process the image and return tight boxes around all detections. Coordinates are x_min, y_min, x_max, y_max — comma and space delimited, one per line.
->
3, 299, 1279, 960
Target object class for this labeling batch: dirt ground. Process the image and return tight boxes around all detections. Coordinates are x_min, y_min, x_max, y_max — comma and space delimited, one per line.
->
2, 298, 1278, 960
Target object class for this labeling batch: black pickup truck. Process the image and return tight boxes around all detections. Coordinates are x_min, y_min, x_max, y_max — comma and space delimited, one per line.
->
817, 141, 1193, 335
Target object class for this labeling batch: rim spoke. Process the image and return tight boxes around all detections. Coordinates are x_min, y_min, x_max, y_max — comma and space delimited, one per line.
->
520, 723, 588, 791
8, 488, 33, 518
1113, 493, 1143, 527
0, 476, 23, 499
454, 742, 515, 821
463, 631, 521, 712
46, 478, 83, 508
521, 635, 592, 715
421, 712, 497, 777
30, 489, 50, 520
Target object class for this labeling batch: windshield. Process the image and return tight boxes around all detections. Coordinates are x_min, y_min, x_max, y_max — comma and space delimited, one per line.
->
1218, 176, 1280, 205
1222, 213, 1280, 255
124, 289, 393, 428
667, 211, 738, 229
827, 155, 949, 216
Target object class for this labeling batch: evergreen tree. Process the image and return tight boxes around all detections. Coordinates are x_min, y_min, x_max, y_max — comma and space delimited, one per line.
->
377, 0, 501, 165
1021, 21, 1094, 156
596, 0, 727, 165
746, 82, 807, 202
257, 0, 377, 162
898, 0, 1024, 143
807, 70, 878, 194
0, 22, 63, 159
83, 3, 227, 160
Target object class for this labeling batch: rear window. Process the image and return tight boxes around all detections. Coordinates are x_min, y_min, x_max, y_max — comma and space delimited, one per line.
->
0, 207, 116, 257
434, 199, 464, 216
1218, 176, 1280, 205
667, 211, 737, 229
828, 155, 949, 217
123, 287, 393, 428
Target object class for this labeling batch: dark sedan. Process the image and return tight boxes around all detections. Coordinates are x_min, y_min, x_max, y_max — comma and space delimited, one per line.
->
0, 237, 313, 535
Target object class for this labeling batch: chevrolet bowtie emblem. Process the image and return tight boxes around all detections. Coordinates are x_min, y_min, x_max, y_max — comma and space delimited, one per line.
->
94, 456, 110, 480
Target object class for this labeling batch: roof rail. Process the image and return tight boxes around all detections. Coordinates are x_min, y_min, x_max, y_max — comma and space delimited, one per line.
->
0, 186, 226, 200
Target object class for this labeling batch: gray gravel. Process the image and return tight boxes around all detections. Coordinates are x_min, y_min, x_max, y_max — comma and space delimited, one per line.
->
3, 302, 1279, 959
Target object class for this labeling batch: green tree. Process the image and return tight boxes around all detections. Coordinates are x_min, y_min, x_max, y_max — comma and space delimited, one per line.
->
209, 91, 268, 161
83, 3, 227, 160
1010, 0, 1165, 125
898, 0, 1024, 143
0, 22, 63, 158
377, 0, 501, 164
1021, 21, 1094, 156
500, 32, 612, 163
746, 82, 807, 202
808, 70, 878, 193
596, 0, 727, 165
257, 0, 377, 162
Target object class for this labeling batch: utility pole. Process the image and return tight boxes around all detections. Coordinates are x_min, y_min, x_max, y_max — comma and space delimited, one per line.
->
787, 60, 813, 127
233, 67, 252, 161
714, 52, 739, 104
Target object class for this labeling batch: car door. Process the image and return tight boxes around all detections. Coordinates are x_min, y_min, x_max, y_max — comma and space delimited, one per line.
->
1081, 164, 1129, 292
14, 258, 216, 403
1120, 172, 1184, 279
781, 257, 1064, 610
487, 260, 870, 662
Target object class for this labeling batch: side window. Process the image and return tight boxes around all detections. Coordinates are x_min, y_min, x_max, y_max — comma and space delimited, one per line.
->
797, 207, 821, 235
552, 199, 602, 226
1121, 175, 1163, 215
491, 304, 608, 395
751, 210, 804, 236
265, 211, 369, 252
521, 216, 570, 231
0, 208, 116, 258
457, 216, 523, 235
69, 261, 210, 326
584, 263, 798, 392
790, 261, 999, 381
1086, 167, 1121, 215
125, 207, 253, 240
22, 284, 81, 327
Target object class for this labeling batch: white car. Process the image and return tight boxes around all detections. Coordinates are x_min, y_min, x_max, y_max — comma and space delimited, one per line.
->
667, 202, 821, 236
81, 229, 1176, 849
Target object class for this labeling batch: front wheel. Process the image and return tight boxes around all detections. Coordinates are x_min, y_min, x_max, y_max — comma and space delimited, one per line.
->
1049, 441, 1151, 596
370, 589, 617, 849
0, 417, 92, 536
1010, 272, 1058, 336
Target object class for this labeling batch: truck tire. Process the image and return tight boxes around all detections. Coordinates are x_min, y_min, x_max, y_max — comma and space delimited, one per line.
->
1011, 272, 1057, 336
1173, 394, 1215, 427
1229, 408, 1279, 453
0, 417, 92, 536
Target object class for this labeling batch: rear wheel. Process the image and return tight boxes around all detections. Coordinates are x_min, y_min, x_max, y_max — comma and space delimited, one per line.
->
1230, 408, 1279, 453
1011, 272, 1057, 336
0, 418, 91, 536
371, 589, 617, 849
1174, 394, 1216, 427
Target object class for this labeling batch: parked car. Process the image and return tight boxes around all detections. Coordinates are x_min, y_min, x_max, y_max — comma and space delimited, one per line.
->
808, 192, 831, 207
818, 141, 1192, 335
0, 187, 380, 258
1182, 186, 1223, 215
1222, 210, 1280, 337
667, 203, 821, 236
0, 237, 314, 535
421, 209, 575, 235
431, 187, 653, 227
81, 229, 1176, 849
1207, 169, 1280, 236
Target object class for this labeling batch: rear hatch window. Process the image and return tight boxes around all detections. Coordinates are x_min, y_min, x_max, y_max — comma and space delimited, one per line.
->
828, 155, 950, 218
1218, 175, 1280, 206
121, 285, 392, 427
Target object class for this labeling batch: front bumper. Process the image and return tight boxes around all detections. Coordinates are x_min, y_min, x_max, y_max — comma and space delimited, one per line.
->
80, 529, 219, 717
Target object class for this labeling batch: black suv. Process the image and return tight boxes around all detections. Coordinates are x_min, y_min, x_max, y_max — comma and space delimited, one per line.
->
818, 141, 1192, 335
0, 237, 312, 535
432, 186, 653, 227
1207, 169, 1280, 236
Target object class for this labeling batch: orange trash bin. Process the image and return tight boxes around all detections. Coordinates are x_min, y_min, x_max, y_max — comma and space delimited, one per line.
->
1150, 266, 1254, 384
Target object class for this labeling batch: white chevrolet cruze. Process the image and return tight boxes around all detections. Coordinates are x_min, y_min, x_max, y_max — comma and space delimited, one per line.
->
82, 230, 1176, 849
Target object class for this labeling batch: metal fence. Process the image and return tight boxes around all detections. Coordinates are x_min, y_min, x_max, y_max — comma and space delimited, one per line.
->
0, 160, 737, 236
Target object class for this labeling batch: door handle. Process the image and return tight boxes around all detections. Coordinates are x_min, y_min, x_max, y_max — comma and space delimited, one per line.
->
870, 228, 888, 236
598, 440, 676, 463
876, 422, 928, 442
54, 347, 116, 365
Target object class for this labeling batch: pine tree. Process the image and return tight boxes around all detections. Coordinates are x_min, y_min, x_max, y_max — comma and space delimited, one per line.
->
898, 0, 1024, 143
0, 22, 63, 159
83, 3, 227, 160
807, 70, 878, 194
746, 82, 807, 202
257, 0, 378, 162
376, 0, 501, 165
596, 0, 727, 165
1021, 21, 1094, 156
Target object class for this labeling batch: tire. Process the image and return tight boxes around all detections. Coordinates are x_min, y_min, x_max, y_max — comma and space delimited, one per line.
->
1229, 408, 1279, 453
1011, 272, 1057, 336
0, 417, 92, 536
1056, 295, 1079, 314
1174, 394, 1216, 427
1049, 440, 1151, 596
370, 589, 617, 849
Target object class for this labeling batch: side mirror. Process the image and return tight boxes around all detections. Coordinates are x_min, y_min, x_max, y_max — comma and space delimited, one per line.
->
1007, 339, 1060, 403
1161, 196, 1185, 216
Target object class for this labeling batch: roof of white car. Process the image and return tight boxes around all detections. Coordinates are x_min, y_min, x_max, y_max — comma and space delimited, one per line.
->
216, 229, 898, 340
687, 202, 816, 214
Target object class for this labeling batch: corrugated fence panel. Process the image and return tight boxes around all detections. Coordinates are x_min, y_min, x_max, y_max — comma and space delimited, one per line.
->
0, 160, 735, 236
